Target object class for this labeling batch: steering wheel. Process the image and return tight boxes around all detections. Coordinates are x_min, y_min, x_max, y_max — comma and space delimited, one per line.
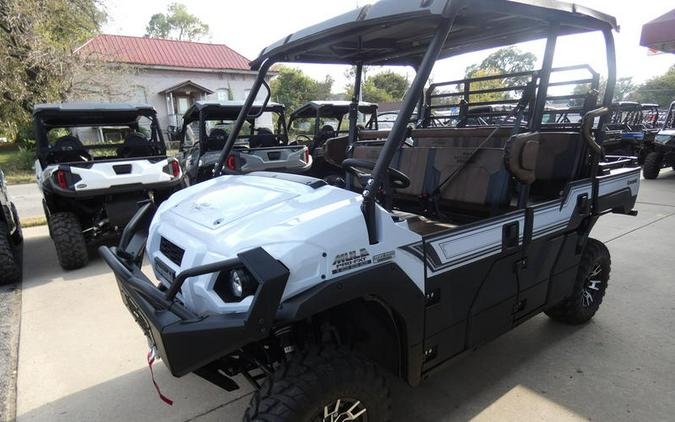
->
342, 159, 410, 190
295, 134, 313, 144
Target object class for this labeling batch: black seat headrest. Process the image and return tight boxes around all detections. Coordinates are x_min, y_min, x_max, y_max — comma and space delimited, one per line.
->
117, 132, 155, 158
205, 128, 228, 151
53, 135, 84, 151
49, 136, 91, 163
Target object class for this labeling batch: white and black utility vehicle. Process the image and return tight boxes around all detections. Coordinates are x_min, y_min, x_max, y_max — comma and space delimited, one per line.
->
643, 101, 675, 179
178, 101, 311, 185
34, 103, 184, 270
0, 167, 22, 284
101, 2, 640, 421
288, 101, 378, 180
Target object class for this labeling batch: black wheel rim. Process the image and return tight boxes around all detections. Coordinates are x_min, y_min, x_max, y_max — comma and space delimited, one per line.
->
317, 398, 368, 422
582, 263, 604, 308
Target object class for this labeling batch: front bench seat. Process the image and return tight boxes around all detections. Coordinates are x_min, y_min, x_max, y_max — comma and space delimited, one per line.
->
353, 127, 514, 211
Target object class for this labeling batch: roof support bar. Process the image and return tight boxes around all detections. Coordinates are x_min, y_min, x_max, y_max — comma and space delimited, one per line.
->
531, 24, 559, 131
346, 63, 364, 189
214, 59, 274, 176
589, 28, 617, 214
362, 7, 461, 244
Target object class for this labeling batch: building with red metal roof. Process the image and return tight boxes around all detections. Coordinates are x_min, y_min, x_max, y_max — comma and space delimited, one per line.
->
75, 34, 262, 138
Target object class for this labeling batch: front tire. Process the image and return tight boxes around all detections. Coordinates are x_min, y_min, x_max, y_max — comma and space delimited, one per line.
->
49, 212, 88, 270
642, 152, 662, 180
244, 347, 391, 422
545, 238, 610, 325
0, 221, 22, 285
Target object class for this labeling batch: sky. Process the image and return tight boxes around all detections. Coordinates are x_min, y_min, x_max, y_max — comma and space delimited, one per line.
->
101, 0, 675, 94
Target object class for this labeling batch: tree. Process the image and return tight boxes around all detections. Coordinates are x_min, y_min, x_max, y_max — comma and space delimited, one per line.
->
145, 3, 209, 41
464, 69, 509, 103
270, 66, 334, 111
570, 76, 636, 108
344, 69, 410, 103
0, 0, 106, 141
629, 66, 675, 107
368, 71, 409, 100
615, 77, 637, 102
459, 47, 538, 105
465, 46, 537, 79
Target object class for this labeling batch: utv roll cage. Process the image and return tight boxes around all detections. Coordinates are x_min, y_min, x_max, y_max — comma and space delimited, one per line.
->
214, 0, 619, 245
288, 101, 379, 141
606, 102, 645, 131
663, 101, 675, 130
423, 64, 601, 130
641, 103, 661, 130
33, 103, 166, 167
179, 101, 288, 154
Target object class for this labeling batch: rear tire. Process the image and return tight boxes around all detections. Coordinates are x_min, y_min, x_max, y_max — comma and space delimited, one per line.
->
642, 152, 662, 180
244, 346, 391, 422
545, 238, 610, 325
0, 221, 22, 285
49, 212, 88, 270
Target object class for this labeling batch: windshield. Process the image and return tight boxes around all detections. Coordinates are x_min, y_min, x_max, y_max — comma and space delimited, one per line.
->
289, 117, 341, 143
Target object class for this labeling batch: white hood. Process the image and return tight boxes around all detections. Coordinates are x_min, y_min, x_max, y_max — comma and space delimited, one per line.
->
170, 177, 300, 229
148, 173, 422, 315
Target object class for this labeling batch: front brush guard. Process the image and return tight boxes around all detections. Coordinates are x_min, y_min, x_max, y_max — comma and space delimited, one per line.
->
99, 203, 290, 377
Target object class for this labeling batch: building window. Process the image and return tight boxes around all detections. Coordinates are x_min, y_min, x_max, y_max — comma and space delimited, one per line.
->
217, 88, 230, 101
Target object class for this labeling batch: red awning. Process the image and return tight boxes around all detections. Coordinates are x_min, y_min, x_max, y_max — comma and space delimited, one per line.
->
641, 9, 675, 54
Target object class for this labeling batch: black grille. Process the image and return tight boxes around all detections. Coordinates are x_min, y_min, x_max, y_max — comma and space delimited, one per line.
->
159, 237, 185, 266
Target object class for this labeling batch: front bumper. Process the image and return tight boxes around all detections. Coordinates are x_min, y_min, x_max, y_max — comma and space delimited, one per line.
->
99, 204, 289, 377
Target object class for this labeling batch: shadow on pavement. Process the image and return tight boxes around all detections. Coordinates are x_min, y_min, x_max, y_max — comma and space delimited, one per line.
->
17, 365, 253, 422
22, 228, 119, 289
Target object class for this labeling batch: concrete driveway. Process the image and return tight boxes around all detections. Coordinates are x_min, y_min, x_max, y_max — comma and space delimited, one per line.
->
13, 169, 675, 422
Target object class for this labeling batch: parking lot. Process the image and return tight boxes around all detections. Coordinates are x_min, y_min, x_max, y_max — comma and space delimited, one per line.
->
8, 170, 675, 422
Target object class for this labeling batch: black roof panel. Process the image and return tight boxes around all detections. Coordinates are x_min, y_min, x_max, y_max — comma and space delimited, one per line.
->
290, 101, 378, 120
251, 0, 617, 68
32, 103, 157, 127
182, 101, 286, 124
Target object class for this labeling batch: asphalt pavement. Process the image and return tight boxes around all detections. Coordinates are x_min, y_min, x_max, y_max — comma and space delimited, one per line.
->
7, 184, 42, 220
8, 169, 675, 422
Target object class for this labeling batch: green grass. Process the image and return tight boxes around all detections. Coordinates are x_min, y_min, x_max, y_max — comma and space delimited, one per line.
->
0, 144, 34, 185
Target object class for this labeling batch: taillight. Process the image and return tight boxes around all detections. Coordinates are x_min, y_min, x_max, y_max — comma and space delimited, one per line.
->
304, 147, 309, 163
226, 155, 236, 171
163, 159, 181, 178
55, 170, 67, 189
170, 160, 180, 177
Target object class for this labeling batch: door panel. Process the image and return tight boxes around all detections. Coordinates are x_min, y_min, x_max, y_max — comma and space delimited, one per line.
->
422, 211, 526, 367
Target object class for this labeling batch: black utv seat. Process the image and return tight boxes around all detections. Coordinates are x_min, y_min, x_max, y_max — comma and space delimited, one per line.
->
249, 128, 281, 148
50, 135, 92, 163
117, 133, 156, 158
205, 129, 228, 152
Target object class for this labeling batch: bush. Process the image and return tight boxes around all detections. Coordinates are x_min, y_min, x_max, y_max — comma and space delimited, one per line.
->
14, 146, 35, 171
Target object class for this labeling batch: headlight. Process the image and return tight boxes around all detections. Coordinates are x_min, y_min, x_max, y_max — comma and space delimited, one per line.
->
229, 269, 256, 298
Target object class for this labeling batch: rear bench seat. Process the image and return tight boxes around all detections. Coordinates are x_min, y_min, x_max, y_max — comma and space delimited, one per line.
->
342, 127, 584, 216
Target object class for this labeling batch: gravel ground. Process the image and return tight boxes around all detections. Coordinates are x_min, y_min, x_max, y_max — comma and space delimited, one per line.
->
0, 283, 20, 422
